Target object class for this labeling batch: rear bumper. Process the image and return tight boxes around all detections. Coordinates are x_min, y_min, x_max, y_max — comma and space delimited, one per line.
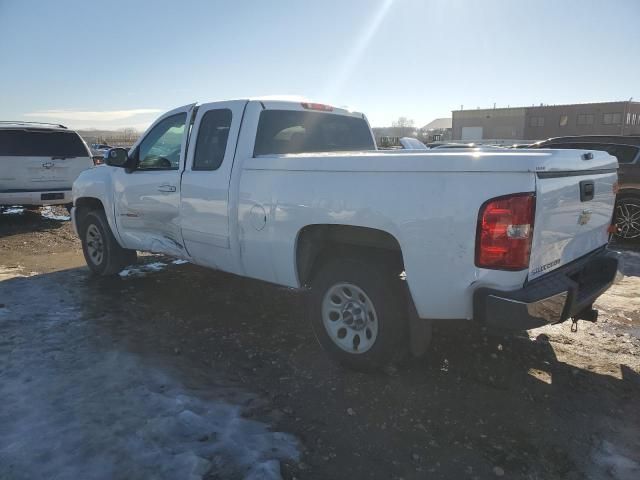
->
474, 248, 622, 330
0, 189, 72, 207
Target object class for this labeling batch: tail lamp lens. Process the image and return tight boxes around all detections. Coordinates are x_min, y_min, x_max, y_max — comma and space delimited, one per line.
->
475, 193, 535, 270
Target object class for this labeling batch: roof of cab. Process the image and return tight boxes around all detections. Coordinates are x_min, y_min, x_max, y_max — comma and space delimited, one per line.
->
195, 96, 364, 118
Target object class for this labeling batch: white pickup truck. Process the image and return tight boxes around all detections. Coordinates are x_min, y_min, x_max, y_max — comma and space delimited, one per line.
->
72, 98, 622, 369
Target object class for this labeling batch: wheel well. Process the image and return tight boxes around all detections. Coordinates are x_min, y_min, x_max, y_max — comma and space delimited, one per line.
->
296, 224, 404, 286
74, 197, 104, 222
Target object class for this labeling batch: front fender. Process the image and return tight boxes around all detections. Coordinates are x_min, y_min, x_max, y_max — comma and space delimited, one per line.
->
72, 167, 122, 244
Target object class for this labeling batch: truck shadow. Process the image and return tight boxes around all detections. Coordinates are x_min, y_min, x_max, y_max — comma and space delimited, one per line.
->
0, 208, 67, 238
1, 258, 638, 479
612, 242, 640, 276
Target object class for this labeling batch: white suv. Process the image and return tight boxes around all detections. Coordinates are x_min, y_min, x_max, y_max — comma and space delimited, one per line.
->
0, 122, 94, 210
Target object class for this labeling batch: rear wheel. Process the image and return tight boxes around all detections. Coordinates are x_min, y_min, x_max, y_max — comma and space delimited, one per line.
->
614, 195, 640, 242
307, 256, 408, 370
80, 210, 136, 275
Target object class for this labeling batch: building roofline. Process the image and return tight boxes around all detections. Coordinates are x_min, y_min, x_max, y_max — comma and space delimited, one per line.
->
452, 100, 640, 113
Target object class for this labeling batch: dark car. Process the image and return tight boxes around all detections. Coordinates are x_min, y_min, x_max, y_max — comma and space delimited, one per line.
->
532, 135, 640, 241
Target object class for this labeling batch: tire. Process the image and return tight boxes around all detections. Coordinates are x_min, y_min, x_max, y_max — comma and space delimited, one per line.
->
80, 209, 137, 275
307, 255, 408, 371
614, 195, 640, 242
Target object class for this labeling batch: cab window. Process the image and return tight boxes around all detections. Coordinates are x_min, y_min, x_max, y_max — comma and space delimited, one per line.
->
254, 110, 374, 156
193, 109, 232, 171
137, 113, 186, 170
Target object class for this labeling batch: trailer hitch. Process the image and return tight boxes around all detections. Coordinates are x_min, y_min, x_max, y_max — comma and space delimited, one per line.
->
570, 307, 598, 333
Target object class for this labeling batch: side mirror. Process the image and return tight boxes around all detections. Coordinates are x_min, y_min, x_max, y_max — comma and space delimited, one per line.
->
105, 148, 129, 167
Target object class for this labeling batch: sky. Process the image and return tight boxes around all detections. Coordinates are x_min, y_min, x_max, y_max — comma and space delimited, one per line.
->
0, 0, 638, 130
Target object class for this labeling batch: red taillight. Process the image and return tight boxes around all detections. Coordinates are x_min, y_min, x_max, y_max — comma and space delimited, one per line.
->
301, 102, 334, 112
475, 193, 535, 270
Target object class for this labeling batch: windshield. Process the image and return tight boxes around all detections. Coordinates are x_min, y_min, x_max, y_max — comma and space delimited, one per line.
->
254, 110, 374, 156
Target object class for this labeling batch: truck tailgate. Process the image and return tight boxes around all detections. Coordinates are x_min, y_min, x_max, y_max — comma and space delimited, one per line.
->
0, 156, 93, 191
529, 156, 617, 280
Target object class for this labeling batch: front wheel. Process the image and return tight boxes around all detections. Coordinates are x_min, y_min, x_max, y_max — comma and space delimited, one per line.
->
614, 195, 640, 242
307, 256, 408, 371
80, 210, 137, 275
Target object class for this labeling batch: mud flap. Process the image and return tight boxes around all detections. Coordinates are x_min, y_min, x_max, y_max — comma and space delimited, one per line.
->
405, 285, 432, 357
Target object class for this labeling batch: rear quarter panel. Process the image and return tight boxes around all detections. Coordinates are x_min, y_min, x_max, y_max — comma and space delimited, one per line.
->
237, 162, 535, 320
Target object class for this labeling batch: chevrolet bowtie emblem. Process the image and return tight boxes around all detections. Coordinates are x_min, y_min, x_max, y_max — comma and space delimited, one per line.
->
577, 209, 592, 225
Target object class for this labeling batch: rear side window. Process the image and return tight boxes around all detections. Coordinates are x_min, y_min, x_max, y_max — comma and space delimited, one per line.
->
0, 130, 88, 157
254, 110, 374, 156
193, 109, 232, 170
598, 144, 639, 164
544, 142, 639, 164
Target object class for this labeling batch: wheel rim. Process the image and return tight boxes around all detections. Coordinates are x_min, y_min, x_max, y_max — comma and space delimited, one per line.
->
616, 200, 640, 239
86, 224, 105, 265
321, 282, 379, 354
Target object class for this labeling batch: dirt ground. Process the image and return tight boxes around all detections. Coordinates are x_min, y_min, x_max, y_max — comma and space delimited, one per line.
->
1, 207, 639, 480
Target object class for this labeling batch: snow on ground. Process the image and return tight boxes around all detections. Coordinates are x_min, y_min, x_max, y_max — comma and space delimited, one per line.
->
590, 440, 640, 480
40, 205, 70, 221
1, 206, 25, 215
0, 266, 36, 282
119, 258, 190, 277
0, 266, 26, 281
0, 274, 299, 479
0, 205, 69, 220
119, 262, 169, 278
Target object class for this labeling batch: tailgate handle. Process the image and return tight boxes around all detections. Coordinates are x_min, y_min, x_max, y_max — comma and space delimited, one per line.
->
579, 180, 595, 202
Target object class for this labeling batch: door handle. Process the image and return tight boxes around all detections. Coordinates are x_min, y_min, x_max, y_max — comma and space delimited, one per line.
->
157, 184, 176, 193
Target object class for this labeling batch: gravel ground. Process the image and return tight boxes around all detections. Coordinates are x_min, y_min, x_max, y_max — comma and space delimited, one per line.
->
0, 207, 639, 480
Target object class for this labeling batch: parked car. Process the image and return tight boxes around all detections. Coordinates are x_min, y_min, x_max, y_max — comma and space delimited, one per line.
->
398, 137, 428, 150
0, 121, 94, 211
532, 135, 640, 241
377, 136, 427, 151
91, 143, 112, 156
72, 99, 621, 370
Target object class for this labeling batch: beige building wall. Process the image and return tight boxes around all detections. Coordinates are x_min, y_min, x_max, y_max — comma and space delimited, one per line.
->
523, 102, 640, 140
452, 101, 640, 141
452, 108, 526, 140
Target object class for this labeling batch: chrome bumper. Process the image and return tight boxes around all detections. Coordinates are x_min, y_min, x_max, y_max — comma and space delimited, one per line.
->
474, 248, 622, 330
